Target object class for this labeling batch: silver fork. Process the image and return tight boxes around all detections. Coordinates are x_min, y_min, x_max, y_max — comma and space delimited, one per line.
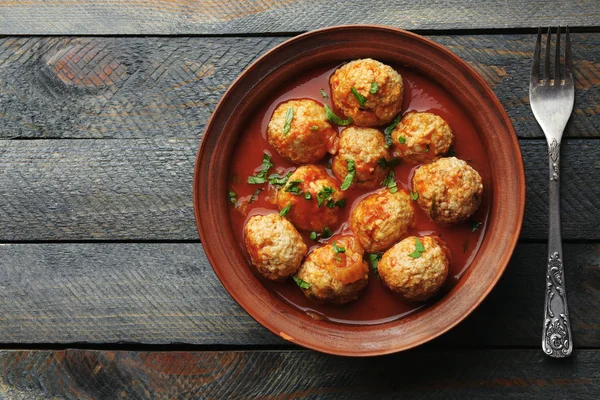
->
530, 27, 574, 358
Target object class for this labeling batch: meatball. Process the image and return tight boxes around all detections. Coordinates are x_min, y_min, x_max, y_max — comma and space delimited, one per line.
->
412, 157, 483, 225
330, 58, 404, 127
392, 112, 454, 163
378, 236, 450, 302
244, 214, 308, 281
331, 126, 391, 190
349, 189, 415, 253
276, 165, 345, 232
267, 99, 338, 164
295, 235, 369, 304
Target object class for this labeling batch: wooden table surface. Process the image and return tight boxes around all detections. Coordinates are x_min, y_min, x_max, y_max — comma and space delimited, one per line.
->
1, 1, 599, 398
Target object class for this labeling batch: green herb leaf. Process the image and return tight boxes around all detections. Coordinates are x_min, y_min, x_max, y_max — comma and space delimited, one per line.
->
248, 153, 273, 184
378, 157, 402, 169
424, 144, 430, 153
350, 87, 367, 107
408, 250, 421, 258
448, 146, 456, 157
322, 227, 333, 238
370, 82, 379, 94
316, 186, 334, 207
249, 188, 263, 204
285, 179, 303, 196
340, 159, 356, 191
367, 253, 383, 277
283, 107, 294, 136
377, 158, 388, 169
324, 104, 353, 126
228, 190, 237, 204
309, 231, 317, 240
381, 170, 398, 193
415, 237, 425, 252
399, 136, 406, 144
332, 241, 346, 254
310, 125, 319, 131
304, 192, 312, 200
279, 203, 291, 217
320, 89, 329, 99
469, 221, 482, 232
268, 171, 292, 187
334, 199, 346, 208
384, 114, 402, 148
293, 276, 311, 289
410, 191, 419, 201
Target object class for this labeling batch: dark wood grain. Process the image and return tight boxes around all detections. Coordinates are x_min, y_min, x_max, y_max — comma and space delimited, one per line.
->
1, 139, 599, 241
0, 34, 598, 139
0, 0, 598, 34
0, 242, 598, 347
0, 349, 599, 399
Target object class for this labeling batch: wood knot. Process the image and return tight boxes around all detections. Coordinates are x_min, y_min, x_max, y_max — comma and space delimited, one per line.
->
44, 41, 126, 88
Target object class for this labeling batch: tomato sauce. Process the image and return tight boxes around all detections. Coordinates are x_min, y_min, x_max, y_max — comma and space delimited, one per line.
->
227, 64, 491, 325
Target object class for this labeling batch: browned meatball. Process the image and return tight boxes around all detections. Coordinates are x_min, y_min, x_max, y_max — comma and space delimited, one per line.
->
331, 126, 391, 190
392, 112, 454, 163
276, 165, 345, 232
412, 157, 483, 225
349, 188, 415, 253
267, 99, 338, 164
295, 235, 369, 304
330, 58, 404, 127
244, 214, 308, 281
378, 236, 450, 302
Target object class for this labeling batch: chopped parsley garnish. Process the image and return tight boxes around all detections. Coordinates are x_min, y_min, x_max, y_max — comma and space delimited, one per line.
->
384, 114, 402, 148
283, 107, 294, 135
316, 186, 334, 207
279, 203, 291, 217
326, 198, 345, 209
310, 125, 319, 131
304, 192, 312, 200
378, 157, 401, 169
321, 227, 333, 238
320, 89, 329, 99
340, 159, 356, 191
381, 170, 398, 193
285, 179, 303, 196
399, 136, 406, 144
332, 241, 346, 254
410, 191, 419, 201
309, 231, 317, 240
469, 221, 482, 232
228, 190, 237, 204
370, 82, 379, 94
350, 87, 367, 108
247, 153, 273, 184
324, 104, 353, 126
424, 144, 430, 153
268, 171, 292, 187
249, 188, 263, 204
448, 146, 456, 157
367, 253, 383, 277
293, 276, 311, 289
408, 237, 425, 258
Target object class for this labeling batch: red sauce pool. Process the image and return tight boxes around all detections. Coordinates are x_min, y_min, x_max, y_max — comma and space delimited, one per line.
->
227, 64, 491, 325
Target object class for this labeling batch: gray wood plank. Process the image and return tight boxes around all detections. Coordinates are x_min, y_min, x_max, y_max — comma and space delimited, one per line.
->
0, 34, 598, 139
0, 242, 598, 347
1, 138, 599, 241
0, 0, 598, 34
0, 349, 599, 399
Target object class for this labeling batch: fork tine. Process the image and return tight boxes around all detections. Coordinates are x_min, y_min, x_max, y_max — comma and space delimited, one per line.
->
544, 27, 552, 81
531, 27, 542, 83
554, 26, 561, 83
565, 26, 573, 80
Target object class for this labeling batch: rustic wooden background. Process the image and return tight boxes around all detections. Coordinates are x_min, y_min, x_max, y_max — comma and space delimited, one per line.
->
1, 0, 599, 398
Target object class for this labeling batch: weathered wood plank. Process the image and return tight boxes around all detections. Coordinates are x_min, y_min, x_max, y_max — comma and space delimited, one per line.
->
0, 34, 598, 139
0, 243, 598, 347
0, 0, 598, 34
0, 349, 599, 399
1, 139, 599, 241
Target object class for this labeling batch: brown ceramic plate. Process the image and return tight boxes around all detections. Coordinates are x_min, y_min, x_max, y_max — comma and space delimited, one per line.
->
193, 25, 525, 356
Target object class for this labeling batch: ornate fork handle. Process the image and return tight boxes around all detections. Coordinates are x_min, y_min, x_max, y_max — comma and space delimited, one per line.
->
542, 139, 572, 357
